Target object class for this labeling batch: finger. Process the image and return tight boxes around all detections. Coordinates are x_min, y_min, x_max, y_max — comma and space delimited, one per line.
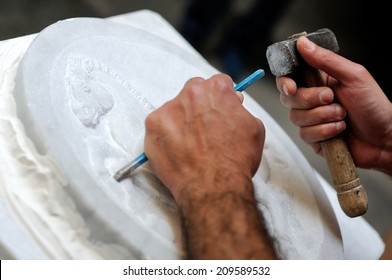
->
276, 76, 297, 96
299, 121, 346, 144
280, 86, 334, 109
296, 36, 365, 83
290, 103, 346, 127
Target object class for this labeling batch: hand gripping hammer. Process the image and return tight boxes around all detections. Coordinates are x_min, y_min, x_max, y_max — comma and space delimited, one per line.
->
266, 28, 368, 217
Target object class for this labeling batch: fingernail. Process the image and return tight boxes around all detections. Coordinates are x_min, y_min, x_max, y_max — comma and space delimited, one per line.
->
320, 89, 332, 104
302, 37, 316, 52
336, 121, 346, 131
335, 105, 346, 119
335, 106, 342, 118
282, 83, 289, 95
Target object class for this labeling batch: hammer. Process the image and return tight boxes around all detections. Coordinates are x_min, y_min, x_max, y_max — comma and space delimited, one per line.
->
266, 28, 368, 218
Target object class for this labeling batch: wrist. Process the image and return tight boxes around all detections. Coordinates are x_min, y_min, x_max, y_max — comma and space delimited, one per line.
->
175, 168, 255, 211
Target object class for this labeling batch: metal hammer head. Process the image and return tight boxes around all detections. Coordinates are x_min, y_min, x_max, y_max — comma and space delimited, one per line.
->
266, 28, 339, 77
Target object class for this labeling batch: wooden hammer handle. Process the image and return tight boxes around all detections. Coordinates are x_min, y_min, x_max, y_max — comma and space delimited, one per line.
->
293, 64, 368, 217
320, 138, 367, 217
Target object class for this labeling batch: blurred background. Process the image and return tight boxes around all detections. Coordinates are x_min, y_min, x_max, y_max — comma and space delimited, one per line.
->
1, 0, 391, 257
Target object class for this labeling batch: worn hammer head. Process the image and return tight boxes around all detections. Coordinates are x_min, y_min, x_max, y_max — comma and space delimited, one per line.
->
266, 28, 339, 77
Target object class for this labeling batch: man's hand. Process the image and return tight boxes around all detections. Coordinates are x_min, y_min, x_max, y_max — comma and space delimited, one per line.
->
276, 36, 392, 176
144, 74, 276, 259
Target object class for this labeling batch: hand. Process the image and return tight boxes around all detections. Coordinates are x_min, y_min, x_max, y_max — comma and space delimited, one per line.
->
144, 74, 276, 259
144, 73, 265, 203
276, 36, 392, 175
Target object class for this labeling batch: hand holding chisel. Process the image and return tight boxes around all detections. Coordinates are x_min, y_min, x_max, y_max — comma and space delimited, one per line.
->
114, 69, 265, 182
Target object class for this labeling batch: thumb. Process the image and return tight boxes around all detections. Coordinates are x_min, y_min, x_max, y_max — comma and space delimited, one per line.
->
296, 36, 361, 84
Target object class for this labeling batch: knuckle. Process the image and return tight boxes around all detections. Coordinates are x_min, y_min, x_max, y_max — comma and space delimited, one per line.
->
254, 117, 265, 135
184, 77, 204, 86
144, 111, 158, 130
184, 82, 204, 102
301, 91, 314, 108
351, 63, 368, 78
212, 74, 233, 93
318, 126, 331, 138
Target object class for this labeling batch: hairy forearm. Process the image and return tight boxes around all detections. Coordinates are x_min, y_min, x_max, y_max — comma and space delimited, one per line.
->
177, 175, 277, 260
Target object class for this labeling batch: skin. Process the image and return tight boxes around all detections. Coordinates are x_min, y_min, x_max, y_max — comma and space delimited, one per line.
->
276, 36, 392, 176
144, 74, 277, 259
